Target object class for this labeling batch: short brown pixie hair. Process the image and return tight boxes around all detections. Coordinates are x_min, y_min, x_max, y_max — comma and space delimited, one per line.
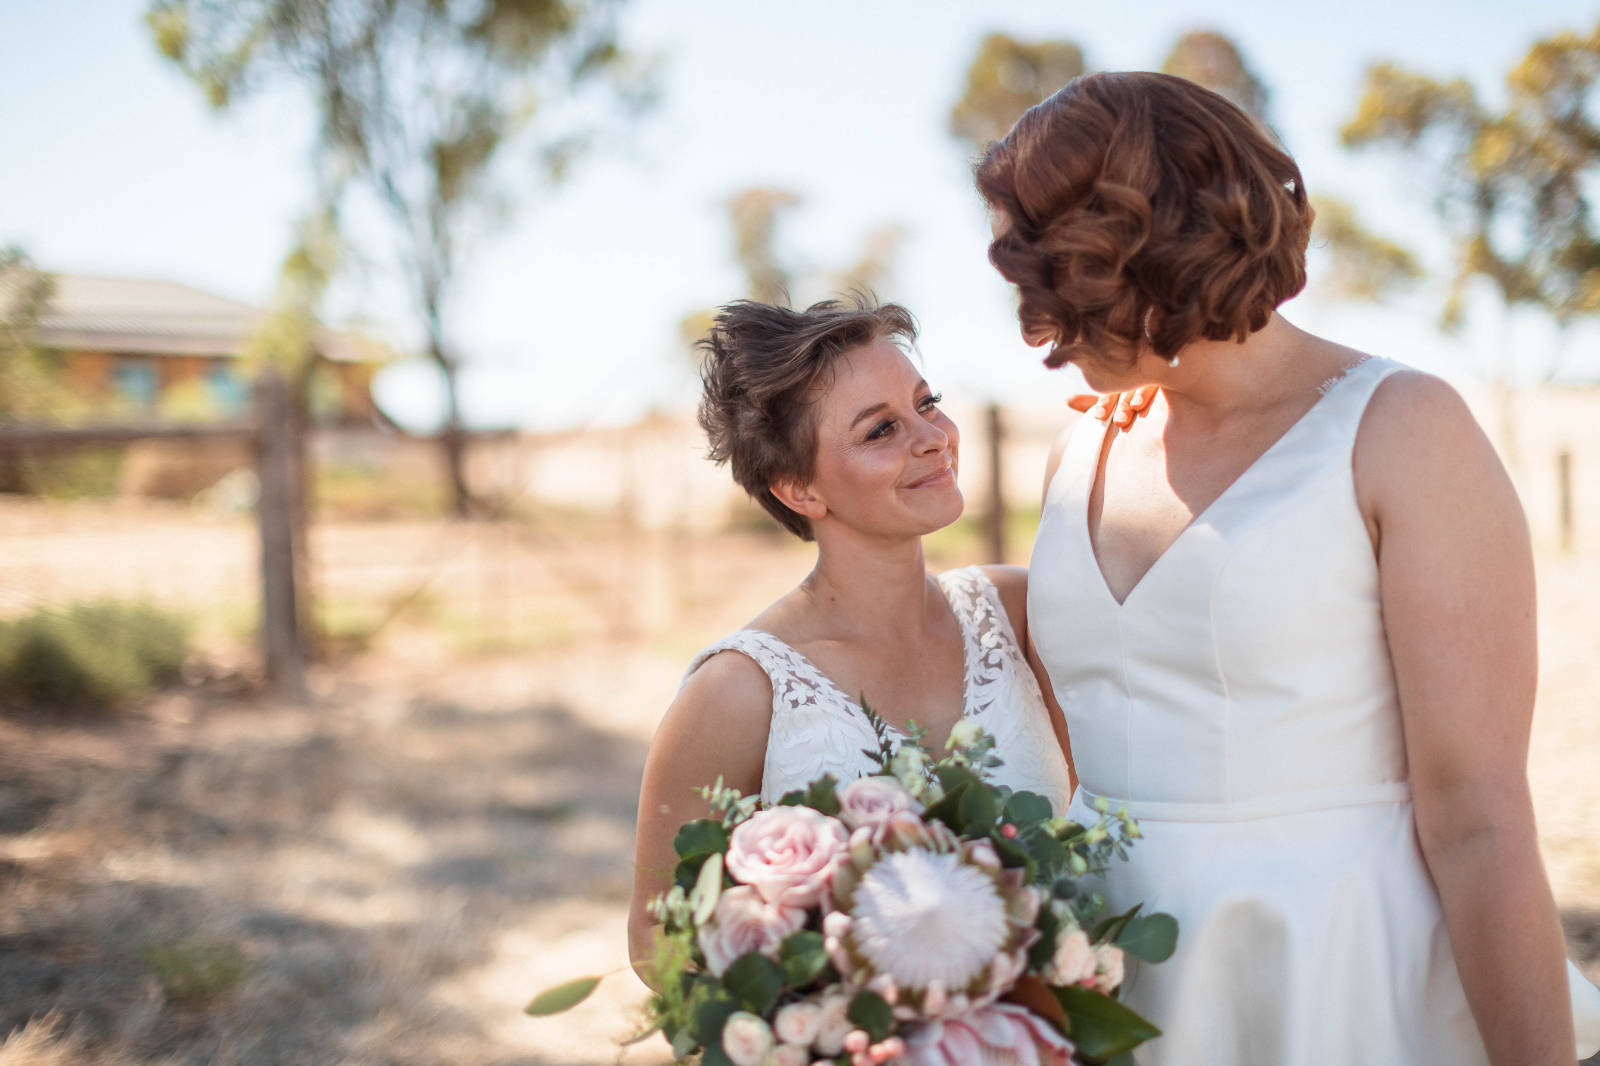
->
697, 296, 918, 540
976, 71, 1313, 367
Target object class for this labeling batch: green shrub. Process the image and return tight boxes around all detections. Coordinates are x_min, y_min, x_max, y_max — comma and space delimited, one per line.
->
0, 601, 191, 711
142, 937, 248, 1006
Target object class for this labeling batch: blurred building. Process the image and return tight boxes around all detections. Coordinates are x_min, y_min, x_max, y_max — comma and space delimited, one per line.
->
25, 274, 386, 425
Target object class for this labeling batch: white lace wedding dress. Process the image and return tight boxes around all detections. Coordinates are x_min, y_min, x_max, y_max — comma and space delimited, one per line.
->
684, 565, 1073, 811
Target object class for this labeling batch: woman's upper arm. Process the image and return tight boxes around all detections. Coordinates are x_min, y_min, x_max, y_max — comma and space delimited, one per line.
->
979, 564, 1078, 792
628, 652, 771, 964
1356, 372, 1537, 835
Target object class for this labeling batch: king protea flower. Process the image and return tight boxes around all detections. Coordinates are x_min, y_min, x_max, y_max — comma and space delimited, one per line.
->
823, 819, 1041, 1020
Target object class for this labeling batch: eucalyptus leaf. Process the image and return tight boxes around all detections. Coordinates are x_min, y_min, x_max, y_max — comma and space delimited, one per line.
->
674, 819, 729, 861
1052, 984, 1161, 1059
523, 975, 601, 1016
690, 852, 724, 926
959, 780, 999, 832
1003, 790, 1054, 827
688, 982, 737, 1045
804, 774, 841, 816
847, 990, 894, 1042
1116, 913, 1178, 963
722, 952, 785, 1015
779, 930, 830, 986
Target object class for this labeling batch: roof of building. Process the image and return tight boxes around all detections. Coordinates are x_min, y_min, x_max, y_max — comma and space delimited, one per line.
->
1, 271, 385, 363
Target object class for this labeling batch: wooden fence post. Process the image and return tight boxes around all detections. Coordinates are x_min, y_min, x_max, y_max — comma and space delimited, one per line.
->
256, 371, 307, 699
985, 403, 1006, 565
1558, 449, 1574, 554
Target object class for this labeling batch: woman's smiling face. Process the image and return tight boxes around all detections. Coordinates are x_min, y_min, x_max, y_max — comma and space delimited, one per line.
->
783, 337, 963, 542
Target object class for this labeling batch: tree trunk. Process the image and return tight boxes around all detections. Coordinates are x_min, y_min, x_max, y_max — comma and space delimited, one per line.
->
436, 351, 472, 518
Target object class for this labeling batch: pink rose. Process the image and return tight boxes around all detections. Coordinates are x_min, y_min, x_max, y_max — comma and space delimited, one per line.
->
726, 806, 849, 909
699, 885, 806, 976
773, 1001, 823, 1046
1042, 927, 1097, 987
901, 1002, 1076, 1066
837, 777, 925, 836
1093, 942, 1126, 993
722, 1012, 776, 1066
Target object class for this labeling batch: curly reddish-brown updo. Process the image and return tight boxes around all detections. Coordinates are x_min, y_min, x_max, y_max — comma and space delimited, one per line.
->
975, 71, 1313, 368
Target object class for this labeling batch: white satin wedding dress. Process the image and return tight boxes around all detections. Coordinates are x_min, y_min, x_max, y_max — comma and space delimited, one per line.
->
685, 565, 1073, 812
1029, 356, 1600, 1064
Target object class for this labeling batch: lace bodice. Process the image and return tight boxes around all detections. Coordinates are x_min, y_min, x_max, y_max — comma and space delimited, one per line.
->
683, 566, 1073, 813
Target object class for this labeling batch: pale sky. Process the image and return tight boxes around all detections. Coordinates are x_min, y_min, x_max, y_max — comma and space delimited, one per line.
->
3, 0, 1597, 431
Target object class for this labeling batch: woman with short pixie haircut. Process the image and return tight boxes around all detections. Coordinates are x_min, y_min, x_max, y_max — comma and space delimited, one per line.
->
979, 70, 1600, 1065
627, 296, 1075, 977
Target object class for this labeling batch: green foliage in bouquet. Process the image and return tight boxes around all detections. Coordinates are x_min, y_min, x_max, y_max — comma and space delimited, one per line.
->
531, 701, 1177, 1066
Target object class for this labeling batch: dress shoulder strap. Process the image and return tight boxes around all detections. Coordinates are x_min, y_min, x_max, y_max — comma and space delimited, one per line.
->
937, 565, 1022, 658
682, 630, 794, 690
683, 629, 850, 722
1314, 356, 1408, 440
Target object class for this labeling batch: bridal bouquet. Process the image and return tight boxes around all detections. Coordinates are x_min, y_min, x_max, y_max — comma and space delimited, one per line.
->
530, 711, 1175, 1066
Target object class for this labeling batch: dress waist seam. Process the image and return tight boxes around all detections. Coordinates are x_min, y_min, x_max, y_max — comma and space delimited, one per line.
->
1075, 781, 1412, 823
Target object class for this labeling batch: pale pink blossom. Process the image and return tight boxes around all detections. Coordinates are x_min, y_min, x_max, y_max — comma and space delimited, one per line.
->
814, 991, 855, 1055
900, 1002, 1076, 1066
765, 1044, 809, 1066
773, 1001, 822, 1047
722, 1012, 776, 1066
1042, 927, 1098, 987
726, 806, 850, 909
1093, 942, 1126, 993
698, 885, 806, 976
837, 776, 925, 835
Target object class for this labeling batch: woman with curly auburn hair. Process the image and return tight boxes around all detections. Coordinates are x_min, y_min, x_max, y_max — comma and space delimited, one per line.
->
978, 71, 1600, 1065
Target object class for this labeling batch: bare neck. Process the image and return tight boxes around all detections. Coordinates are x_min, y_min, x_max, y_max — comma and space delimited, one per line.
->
796, 532, 942, 645
1156, 314, 1343, 429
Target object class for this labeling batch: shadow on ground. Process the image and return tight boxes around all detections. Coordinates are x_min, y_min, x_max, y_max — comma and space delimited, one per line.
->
0, 680, 649, 1065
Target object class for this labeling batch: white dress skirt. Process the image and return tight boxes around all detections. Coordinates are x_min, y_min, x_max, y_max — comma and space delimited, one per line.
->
1029, 357, 1600, 1064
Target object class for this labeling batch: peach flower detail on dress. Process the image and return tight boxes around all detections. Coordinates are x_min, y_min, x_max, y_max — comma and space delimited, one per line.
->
698, 885, 807, 976
726, 805, 850, 909
900, 1002, 1076, 1066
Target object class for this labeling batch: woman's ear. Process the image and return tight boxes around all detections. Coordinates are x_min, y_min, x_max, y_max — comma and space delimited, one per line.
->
771, 479, 827, 522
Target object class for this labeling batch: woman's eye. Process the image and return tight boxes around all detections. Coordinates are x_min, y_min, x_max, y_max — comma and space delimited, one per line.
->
919, 392, 943, 411
866, 420, 895, 441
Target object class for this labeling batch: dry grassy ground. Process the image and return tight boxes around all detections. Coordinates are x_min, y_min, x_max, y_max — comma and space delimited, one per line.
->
0, 498, 1596, 1064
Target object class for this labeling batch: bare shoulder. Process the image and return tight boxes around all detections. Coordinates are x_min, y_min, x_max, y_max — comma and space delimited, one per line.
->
1355, 369, 1521, 536
673, 645, 773, 725
1357, 371, 1498, 481
977, 564, 1030, 645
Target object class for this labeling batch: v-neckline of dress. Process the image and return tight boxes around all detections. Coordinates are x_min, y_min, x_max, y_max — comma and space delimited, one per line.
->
1081, 360, 1372, 609
745, 573, 979, 747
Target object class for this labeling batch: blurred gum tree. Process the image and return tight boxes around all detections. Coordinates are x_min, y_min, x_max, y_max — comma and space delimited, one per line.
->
1343, 22, 1600, 345
946, 29, 1418, 315
1341, 20, 1600, 460
146, 0, 656, 517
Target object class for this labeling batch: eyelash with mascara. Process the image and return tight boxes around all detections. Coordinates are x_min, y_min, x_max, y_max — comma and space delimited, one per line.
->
866, 392, 943, 441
